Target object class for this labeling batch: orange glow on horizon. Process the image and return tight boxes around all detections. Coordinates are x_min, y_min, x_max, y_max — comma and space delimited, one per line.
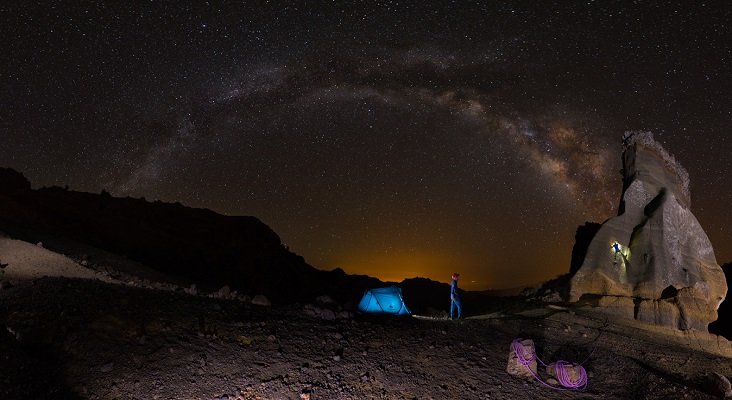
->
335, 249, 498, 290
341, 251, 457, 282
325, 239, 574, 291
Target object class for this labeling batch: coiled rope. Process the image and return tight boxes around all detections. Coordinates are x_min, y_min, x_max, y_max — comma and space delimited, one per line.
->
553, 360, 588, 389
511, 338, 588, 390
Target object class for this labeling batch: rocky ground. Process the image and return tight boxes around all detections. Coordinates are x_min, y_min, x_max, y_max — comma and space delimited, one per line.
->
2, 274, 732, 400
1, 233, 731, 399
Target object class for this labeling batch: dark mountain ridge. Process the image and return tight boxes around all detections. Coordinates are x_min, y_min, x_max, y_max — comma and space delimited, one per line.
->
0, 167, 382, 304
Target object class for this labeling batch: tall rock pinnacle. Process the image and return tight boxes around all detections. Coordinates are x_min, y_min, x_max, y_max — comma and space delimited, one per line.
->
569, 131, 727, 331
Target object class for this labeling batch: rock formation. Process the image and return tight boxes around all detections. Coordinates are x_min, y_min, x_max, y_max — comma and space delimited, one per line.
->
569, 132, 727, 331
709, 263, 732, 338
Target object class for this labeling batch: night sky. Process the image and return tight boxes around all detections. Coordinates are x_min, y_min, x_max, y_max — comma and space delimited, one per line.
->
2, 2, 730, 290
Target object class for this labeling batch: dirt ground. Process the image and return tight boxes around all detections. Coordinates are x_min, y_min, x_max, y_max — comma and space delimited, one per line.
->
1, 274, 731, 400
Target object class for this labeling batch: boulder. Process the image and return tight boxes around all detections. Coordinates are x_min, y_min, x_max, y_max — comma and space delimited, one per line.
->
251, 295, 271, 306
570, 132, 727, 331
319, 309, 336, 321
546, 362, 586, 388
217, 285, 231, 298
303, 304, 318, 317
184, 284, 198, 295
315, 295, 337, 307
540, 290, 563, 303
707, 372, 732, 398
506, 339, 537, 380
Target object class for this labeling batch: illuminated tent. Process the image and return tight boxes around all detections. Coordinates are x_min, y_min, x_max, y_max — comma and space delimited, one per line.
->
357, 286, 411, 315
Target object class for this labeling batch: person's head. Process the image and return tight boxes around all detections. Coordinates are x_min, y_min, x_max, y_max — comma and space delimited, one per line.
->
452, 273, 460, 281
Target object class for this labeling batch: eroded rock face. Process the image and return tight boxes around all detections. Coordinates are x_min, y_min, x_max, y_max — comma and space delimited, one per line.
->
570, 132, 727, 331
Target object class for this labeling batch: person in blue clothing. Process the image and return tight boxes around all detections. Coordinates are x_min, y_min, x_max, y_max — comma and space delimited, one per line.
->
450, 273, 462, 320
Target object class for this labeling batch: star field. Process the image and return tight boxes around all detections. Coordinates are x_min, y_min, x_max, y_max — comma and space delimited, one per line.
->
2, 2, 730, 289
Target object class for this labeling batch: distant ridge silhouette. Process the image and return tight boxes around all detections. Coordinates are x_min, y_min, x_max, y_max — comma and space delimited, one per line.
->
0, 167, 382, 303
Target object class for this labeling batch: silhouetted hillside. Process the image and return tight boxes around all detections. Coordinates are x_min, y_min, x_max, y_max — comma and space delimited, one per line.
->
399, 277, 455, 314
400, 277, 502, 315
0, 168, 383, 303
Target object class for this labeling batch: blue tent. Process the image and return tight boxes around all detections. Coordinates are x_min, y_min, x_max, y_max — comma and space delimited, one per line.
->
358, 286, 411, 315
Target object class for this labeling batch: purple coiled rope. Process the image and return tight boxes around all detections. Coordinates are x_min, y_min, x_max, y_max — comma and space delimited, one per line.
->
553, 360, 588, 389
511, 338, 588, 391
511, 339, 536, 364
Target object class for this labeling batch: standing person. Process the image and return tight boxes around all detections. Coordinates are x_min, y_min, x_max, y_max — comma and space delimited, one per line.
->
450, 273, 462, 320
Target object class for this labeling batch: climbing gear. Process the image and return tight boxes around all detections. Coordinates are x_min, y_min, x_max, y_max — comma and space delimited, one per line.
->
511, 338, 588, 390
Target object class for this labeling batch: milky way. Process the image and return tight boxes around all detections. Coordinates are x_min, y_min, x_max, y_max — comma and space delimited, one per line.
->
2, 2, 730, 289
